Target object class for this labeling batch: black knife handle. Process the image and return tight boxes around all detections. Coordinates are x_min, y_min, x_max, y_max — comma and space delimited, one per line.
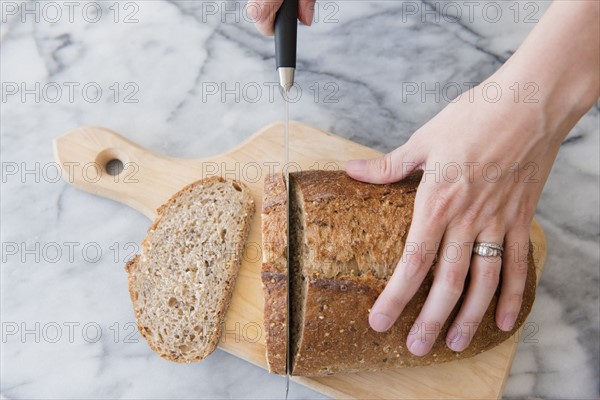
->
274, 0, 298, 69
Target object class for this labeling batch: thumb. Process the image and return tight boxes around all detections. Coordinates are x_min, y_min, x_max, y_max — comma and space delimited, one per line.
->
346, 142, 424, 184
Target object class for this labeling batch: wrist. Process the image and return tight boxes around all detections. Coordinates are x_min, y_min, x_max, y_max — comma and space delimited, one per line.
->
490, 1, 599, 142
492, 56, 597, 144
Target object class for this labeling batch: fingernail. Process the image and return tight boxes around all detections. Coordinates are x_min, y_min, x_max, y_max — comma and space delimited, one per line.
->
447, 327, 469, 352
370, 312, 393, 332
501, 313, 516, 331
346, 159, 368, 173
408, 338, 430, 357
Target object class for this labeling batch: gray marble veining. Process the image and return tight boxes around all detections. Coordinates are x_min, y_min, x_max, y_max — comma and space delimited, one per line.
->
1, 1, 598, 399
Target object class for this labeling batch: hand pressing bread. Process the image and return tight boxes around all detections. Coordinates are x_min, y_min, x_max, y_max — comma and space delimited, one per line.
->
261, 171, 536, 376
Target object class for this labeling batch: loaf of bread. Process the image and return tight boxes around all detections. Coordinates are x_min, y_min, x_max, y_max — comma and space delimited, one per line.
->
262, 170, 536, 376
126, 177, 254, 363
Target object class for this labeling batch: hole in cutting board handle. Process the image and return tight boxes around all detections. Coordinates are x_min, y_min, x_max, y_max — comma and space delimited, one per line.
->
105, 159, 124, 176
95, 148, 129, 178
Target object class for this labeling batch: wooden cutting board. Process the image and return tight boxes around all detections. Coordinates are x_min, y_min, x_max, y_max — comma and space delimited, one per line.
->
53, 121, 547, 399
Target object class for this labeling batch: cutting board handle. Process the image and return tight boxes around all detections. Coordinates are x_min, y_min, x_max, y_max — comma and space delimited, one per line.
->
53, 126, 195, 219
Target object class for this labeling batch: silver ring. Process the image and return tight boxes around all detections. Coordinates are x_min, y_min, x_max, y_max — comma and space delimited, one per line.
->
473, 242, 504, 258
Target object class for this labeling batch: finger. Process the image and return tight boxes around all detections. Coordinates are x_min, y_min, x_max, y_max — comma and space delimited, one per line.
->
346, 140, 425, 184
446, 229, 503, 352
298, 0, 315, 26
496, 226, 529, 331
369, 187, 448, 333
406, 230, 472, 356
247, 0, 283, 36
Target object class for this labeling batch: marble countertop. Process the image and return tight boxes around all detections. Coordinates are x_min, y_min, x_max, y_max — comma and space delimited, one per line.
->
1, 1, 598, 398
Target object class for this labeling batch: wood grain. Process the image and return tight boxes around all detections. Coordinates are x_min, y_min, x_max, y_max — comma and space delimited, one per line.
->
53, 121, 547, 399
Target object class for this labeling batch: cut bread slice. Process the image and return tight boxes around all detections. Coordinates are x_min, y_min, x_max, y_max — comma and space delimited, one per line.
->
260, 173, 288, 374
126, 177, 254, 363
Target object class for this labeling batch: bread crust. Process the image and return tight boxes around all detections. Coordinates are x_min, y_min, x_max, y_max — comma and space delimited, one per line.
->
261, 170, 537, 376
292, 252, 536, 375
260, 173, 288, 374
295, 170, 419, 280
261, 174, 287, 273
126, 177, 254, 363
260, 270, 287, 374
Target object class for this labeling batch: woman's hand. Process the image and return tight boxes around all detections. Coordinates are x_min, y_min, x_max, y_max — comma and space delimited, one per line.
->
347, 74, 555, 355
347, 1, 599, 356
246, 0, 316, 35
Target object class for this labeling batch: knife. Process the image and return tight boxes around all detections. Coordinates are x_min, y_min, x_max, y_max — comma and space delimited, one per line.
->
274, 0, 298, 394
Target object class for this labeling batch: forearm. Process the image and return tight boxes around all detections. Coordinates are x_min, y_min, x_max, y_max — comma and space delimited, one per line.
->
496, 0, 599, 140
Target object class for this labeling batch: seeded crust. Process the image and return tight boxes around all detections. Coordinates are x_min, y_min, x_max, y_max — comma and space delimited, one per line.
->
292, 263, 535, 375
262, 170, 536, 376
125, 177, 254, 363
260, 174, 288, 374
